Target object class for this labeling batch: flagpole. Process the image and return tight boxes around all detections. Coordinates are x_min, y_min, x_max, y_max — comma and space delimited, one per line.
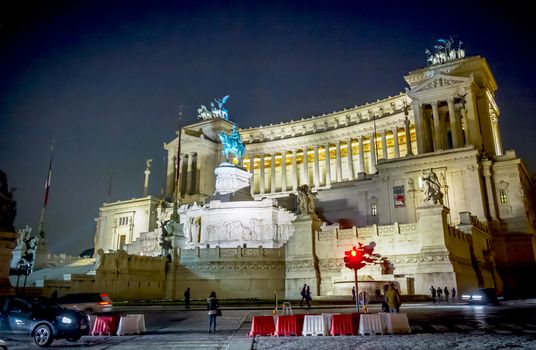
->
174, 105, 183, 203
38, 141, 54, 238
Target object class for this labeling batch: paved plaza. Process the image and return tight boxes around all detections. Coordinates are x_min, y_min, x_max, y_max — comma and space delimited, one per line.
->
2, 302, 536, 349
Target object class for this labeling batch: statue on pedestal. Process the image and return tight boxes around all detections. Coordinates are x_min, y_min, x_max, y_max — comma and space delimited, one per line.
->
297, 184, 317, 214
218, 124, 245, 165
419, 169, 444, 205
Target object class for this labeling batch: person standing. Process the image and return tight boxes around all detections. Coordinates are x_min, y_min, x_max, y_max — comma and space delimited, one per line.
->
451, 287, 457, 301
207, 291, 219, 333
436, 286, 442, 302
430, 286, 436, 303
184, 287, 191, 310
305, 285, 312, 307
444, 287, 449, 303
384, 283, 400, 313
394, 286, 402, 312
300, 284, 307, 307
352, 286, 356, 302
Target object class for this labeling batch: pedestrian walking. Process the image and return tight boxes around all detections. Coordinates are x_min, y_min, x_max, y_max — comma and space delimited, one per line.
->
384, 283, 400, 313
430, 286, 436, 303
352, 286, 356, 302
451, 287, 457, 301
300, 284, 307, 307
184, 287, 191, 310
305, 285, 312, 307
207, 291, 219, 333
444, 286, 449, 303
436, 286, 442, 302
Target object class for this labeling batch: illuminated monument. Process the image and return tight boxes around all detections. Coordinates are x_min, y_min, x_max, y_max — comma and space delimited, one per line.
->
87, 40, 535, 300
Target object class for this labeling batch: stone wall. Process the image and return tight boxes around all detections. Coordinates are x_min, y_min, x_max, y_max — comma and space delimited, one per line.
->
44, 251, 167, 301
286, 205, 497, 299
169, 246, 286, 300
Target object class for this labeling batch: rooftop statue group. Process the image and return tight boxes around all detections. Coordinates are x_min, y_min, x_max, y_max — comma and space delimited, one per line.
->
197, 95, 230, 120
425, 37, 465, 65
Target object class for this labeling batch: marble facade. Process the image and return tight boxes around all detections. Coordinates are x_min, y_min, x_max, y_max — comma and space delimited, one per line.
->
88, 54, 536, 300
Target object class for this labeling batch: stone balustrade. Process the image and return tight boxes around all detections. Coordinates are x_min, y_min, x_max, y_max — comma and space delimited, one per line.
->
318, 222, 418, 241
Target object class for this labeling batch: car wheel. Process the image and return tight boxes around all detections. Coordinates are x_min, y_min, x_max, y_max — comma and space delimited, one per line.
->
67, 336, 81, 342
33, 324, 54, 347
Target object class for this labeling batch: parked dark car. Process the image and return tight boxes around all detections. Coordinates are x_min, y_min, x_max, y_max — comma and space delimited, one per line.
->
0, 295, 89, 347
461, 288, 503, 305
57, 293, 113, 314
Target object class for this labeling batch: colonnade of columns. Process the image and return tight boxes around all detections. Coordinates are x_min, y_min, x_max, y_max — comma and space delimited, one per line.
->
175, 152, 198, 197
413, 96, 468, 154
246, 123, 414, 195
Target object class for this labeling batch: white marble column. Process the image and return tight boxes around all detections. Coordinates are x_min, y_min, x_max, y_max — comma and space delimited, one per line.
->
335, 141, 342, 182
347, 138, 354, 180
431, 101, 442, 151
358, 136, 365, 173
270, 153, 276, 193
302, 147, 309, 185
482, 160, 498, 220
392, 127, 400, 158
491, 113, 503, 156
281, 150, 287, 192
313, 145, 320, 188
381, 130, 388, 159
369, 133, 377, 173
177, 153, 185, 197
292, 149, 298, 191
249, 153, 255, 195
441, 108, 449, 149
447, 98, 461, 148
325, 144, 331, 186
259, 154, 265, 194
411, 100, 425, 154
465, 90, 482, 147
461, 107, 470, 146
404, 117, 413, 156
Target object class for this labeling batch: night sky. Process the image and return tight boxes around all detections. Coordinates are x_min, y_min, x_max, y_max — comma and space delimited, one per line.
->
1, 1, 535, 255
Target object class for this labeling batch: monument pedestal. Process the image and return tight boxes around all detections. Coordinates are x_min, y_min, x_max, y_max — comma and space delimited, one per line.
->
285, 213, 322, 299
417, 205, 449, 254
212, 163, 253, 202
0, 231, 18, 295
